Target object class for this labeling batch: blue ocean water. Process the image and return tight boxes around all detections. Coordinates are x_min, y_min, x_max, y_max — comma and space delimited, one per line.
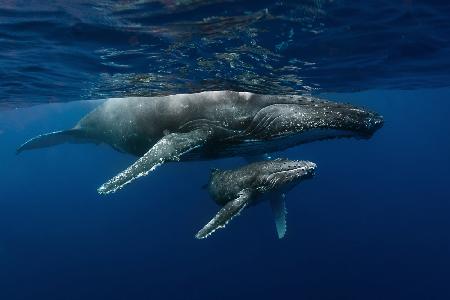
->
1, 0, 450, 108
1, 1, 450, 300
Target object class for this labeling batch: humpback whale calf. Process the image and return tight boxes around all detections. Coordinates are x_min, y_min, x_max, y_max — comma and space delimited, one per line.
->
17, 91, 383, 194
196, 159, 317, 239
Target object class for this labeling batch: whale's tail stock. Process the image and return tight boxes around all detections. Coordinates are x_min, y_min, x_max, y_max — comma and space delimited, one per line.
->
16, 129, 88, 154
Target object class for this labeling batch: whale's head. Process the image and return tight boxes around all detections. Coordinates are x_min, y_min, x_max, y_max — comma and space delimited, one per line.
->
250, 97, 383, 143
291, 98, 384, 141
254, 159, 316, 192
315, 100, 384, 137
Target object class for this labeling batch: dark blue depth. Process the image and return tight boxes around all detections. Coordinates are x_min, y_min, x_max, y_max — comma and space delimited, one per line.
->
1, 89, 449, 299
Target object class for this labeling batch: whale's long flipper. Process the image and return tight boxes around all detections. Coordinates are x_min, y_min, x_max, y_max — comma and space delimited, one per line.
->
196, 189, 252, 239
16, 129, 87, 154
270, 193, 287, 239
98, 128, 213, 195
246, 155, 287, 239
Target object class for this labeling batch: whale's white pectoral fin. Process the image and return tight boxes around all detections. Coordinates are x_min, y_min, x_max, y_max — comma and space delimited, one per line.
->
98, 128, 213, 195
270, 193, 287, 239
196, 189, 252, 239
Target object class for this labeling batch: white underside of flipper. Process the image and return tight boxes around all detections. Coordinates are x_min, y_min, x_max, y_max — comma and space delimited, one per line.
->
196, 189, 252, 239
98, 128, 213, 195
270, 193, 287, 239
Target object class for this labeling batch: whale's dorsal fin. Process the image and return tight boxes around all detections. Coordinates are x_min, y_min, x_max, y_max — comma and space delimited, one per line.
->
270, 193, 287, 239
196, 189, 252, 239
98, 128, 213, 195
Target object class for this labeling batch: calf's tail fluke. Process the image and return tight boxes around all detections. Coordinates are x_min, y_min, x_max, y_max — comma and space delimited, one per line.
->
16, 129, 85, 154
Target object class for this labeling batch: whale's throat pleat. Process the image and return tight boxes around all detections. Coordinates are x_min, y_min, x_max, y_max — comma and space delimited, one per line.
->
182, 127, 356, 160
212, 128, 356, 158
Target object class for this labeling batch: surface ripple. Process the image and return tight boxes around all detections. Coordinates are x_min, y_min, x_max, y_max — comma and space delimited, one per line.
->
1, 0, 449, 108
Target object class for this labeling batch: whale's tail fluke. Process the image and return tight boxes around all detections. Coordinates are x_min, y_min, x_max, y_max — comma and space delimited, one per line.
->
16, 129, 87, 154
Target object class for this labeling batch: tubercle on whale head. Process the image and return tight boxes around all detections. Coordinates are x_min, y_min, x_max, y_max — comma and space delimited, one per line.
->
256, 159, 317, 190
341, 109, 384, 139
248, 96, 384, 142
291, 99, 384, 139
360, 110, 384, 137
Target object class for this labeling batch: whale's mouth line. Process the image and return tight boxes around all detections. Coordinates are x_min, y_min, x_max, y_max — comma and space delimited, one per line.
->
184, 127, 367, 160
242, 127, 363, 144
239, 127, 373, 143
267, 164, 316, 181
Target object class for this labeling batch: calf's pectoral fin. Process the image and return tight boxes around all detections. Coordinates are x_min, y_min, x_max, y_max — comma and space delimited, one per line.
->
98, 128, 213, 195
270, 193, 287, 239
196, 189, 252, 239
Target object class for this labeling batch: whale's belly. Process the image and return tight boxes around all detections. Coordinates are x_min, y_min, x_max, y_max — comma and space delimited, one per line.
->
181, 128, 355, 161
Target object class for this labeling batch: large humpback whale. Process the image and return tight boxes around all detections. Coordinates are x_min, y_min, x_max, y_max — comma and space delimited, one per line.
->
17, 91, 383, 194
196, 159, 317, 239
